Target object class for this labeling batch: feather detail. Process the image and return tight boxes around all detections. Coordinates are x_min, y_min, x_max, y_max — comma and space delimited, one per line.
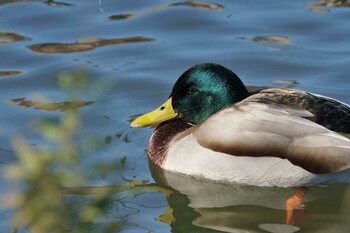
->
148, 120, 192, 166
194, 102, 350, 174
246, 88, 350, 133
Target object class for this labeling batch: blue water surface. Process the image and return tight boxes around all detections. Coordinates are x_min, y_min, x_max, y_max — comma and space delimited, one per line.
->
0, 0, 350, 232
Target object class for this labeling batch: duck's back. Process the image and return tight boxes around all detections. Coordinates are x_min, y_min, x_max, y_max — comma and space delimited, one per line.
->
247, 88, 350, 134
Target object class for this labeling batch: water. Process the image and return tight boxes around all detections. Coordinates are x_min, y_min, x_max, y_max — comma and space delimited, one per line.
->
1, 0, 350, 232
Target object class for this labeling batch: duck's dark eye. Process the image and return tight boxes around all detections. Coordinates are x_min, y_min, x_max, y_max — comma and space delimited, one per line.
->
187, 87, 197, 94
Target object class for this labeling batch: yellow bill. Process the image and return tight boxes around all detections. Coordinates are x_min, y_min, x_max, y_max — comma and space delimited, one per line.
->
130, 97, 178, 128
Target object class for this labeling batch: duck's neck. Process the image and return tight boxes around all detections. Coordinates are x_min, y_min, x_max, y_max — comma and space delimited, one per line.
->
148, 119, 192, 166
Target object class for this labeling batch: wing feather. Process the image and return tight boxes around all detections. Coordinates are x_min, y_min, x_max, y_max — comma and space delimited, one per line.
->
193, 102, 350, 174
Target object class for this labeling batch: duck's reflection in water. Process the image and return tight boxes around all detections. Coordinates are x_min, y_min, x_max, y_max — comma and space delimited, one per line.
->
150, 162, 350, 233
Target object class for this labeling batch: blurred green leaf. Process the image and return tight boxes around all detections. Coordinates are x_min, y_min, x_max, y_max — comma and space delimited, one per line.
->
6, 70, 131, 233
120, 156, 127, 167
123, 134, 131, 143
104, 136, 112, 144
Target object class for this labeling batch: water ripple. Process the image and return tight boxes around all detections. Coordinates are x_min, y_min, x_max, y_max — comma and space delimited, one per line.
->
0, 70, 24, 77
28, 36, 155, 54
109, 1, 223, 21
0, 31, 30, 45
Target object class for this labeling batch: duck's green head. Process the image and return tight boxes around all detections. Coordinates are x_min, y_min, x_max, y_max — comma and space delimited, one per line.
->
131, 63, 249, 128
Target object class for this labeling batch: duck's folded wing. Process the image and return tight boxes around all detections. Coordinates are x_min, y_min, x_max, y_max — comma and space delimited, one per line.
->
193, 102, 350, 174
247, 88, 350, 133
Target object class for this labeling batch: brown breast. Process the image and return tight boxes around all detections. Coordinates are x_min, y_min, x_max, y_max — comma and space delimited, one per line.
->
148, 119, 193, 166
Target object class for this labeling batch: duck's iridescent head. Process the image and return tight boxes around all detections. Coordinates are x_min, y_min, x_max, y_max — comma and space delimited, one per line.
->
131, 63, 249, 127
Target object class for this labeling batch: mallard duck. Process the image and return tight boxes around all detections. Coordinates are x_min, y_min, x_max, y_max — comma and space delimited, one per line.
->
131, 63, 350, 187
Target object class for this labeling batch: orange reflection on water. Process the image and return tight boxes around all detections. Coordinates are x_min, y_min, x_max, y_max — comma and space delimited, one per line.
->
309, 0, 350, 7
0, 0, 73, 7
8, 97, 94, 111
0, 70, 24, 77
110, 1, 223, 20
253, 35, 294, 45
0, 31, 30, 45
307, 0, 350, 12
28, 36, 155, 54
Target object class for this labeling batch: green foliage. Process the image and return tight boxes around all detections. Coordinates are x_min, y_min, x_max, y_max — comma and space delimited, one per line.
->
7, 110, 86, 232
4, 70, 143, 233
